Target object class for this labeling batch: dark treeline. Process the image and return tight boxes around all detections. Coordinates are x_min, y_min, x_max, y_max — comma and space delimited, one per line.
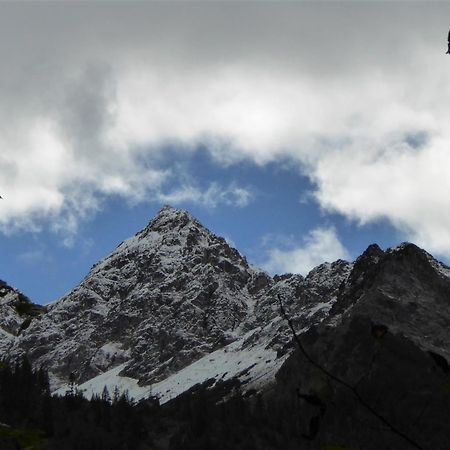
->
2, 355, 448, 450
0, 359, 305, 450
0, 358, 161, 450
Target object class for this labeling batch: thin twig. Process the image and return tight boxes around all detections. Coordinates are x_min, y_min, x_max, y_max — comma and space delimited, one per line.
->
277, 294, 424, 450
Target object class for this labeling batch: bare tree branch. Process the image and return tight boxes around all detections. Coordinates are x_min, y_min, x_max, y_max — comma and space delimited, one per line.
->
277, 294, 424, 450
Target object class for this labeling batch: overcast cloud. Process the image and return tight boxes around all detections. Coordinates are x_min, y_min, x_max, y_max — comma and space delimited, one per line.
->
1, 3, 450, 259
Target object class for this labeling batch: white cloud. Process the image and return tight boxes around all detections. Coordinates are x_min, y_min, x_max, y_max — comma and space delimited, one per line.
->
312, 135, 450, 257
17, 249, 50, 265
91, 57, 450, 258
158, 182, 253, 209
2, 3, 450, 257
262, 227, 350, 275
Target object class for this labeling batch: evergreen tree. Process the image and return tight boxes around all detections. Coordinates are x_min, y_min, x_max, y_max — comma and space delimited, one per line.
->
101, 386, 111, 404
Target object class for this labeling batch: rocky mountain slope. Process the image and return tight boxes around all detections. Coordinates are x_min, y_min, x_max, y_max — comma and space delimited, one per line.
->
5, 206, 350, 393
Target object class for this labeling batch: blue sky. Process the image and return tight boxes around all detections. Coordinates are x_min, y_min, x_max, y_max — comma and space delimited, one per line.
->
1, 2, 450, 304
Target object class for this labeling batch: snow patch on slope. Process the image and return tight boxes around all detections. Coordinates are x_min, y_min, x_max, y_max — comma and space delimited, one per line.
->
55, 329, 287, 404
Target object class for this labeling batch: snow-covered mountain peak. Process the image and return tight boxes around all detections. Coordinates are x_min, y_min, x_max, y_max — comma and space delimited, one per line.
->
147, 204, 198, 231
132, 205, 202, 244
13, 207, 270, 388
91, 203, 251, 279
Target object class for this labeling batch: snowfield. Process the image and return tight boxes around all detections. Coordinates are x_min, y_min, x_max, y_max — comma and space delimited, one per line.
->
55, 328, 288, 404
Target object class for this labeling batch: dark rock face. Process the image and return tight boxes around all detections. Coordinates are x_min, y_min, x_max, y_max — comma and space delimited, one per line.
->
275, 315, 450, 449
331, 243, 385, 315
333, 242, 450, 360
273, 242, 450, 449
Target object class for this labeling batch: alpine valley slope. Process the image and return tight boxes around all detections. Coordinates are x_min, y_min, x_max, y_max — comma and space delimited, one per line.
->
6, 206, 351, 399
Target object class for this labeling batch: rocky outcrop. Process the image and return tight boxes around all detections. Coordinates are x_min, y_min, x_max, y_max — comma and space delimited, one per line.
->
0, 280, 44, 336
332, 242, 450, 359
0, 280, 45, 354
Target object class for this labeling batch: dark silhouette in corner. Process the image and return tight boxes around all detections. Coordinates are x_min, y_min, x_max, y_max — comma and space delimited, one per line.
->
447, 29, 450, 54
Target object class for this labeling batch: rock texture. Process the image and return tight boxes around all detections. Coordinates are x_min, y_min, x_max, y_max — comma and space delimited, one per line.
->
0, 280, 44, 354
331, 242, 450, 359
6, 206, 351, 390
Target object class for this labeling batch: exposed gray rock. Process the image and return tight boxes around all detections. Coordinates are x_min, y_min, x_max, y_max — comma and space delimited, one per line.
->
10, 206, 264, 386
332, 242, 450, 360
0, 280, 45, 354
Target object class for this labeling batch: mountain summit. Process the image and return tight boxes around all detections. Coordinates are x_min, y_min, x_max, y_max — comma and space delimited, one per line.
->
11, 206, 272, 388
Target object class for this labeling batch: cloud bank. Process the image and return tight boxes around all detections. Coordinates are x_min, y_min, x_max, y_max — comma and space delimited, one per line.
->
262, 227, 350, 276
1, 3, 450, 258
